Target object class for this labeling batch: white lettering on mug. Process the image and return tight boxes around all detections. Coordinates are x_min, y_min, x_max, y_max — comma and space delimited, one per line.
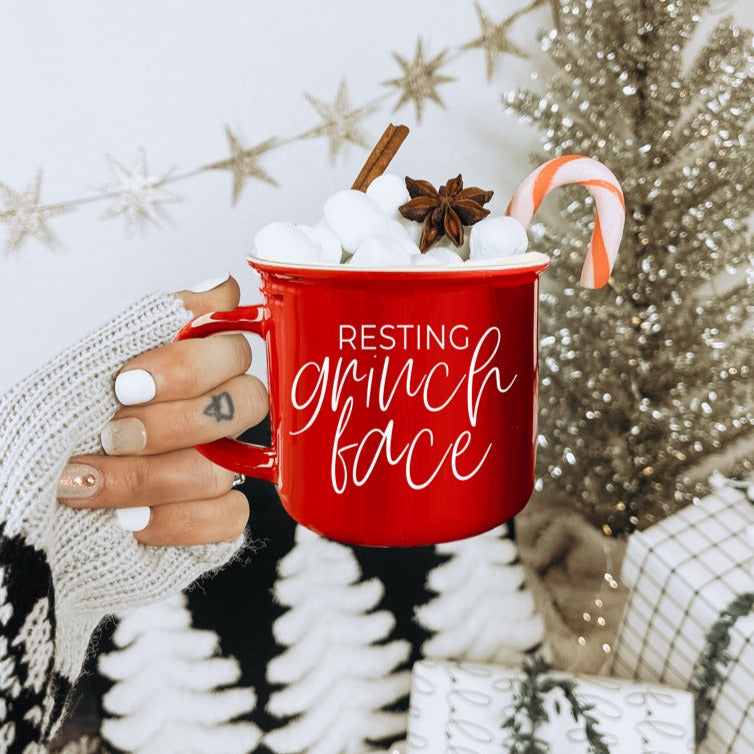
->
291, 325, 515, 493
337, 323, 472, 351
339, 325, 357, 349
379, 324, 397, 350
467, 327, 516, 427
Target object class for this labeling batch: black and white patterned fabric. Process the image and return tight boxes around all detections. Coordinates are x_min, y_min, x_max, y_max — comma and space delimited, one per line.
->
0, 292, 247, 754
0, 524, 72, 753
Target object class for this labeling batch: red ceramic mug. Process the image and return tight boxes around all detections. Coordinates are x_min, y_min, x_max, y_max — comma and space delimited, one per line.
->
175, 253, 550, 547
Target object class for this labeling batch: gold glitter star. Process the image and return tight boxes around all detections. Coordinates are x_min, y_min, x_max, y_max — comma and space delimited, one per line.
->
303, 78, 378, 161
384, 38, 455, 123
98, 148, 178, 231
207, 126, 278, 205
0, 171, 71, 252
463, 2, 528, 81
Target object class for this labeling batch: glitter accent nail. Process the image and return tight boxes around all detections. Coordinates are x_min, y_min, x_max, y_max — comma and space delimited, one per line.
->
57, 463, 101, 499
101, 417, 147, 455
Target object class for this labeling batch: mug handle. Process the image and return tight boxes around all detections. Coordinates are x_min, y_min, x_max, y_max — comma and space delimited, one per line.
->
173, 305, 278, 483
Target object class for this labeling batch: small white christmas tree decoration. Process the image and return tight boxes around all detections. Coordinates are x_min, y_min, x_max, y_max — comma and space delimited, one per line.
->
415, 524, 543, 665
265, 526, 411, 754
98, 592, 261, 754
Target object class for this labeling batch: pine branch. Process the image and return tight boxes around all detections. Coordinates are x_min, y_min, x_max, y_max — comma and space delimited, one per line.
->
690, 592, 754, 744
503, 656, 612, 754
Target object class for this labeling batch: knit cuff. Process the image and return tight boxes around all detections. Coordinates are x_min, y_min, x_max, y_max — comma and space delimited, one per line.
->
0, 292, 247, 683
53, 533, 245, 681
0, 292, 191, 541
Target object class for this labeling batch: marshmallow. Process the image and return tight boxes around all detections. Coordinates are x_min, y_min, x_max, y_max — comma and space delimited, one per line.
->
397, 216, 423, 245
254, 222, 321, 264
323, 190, 390, 252
427, 246, 463, 264
387, 220, 422, 257
469, 216, 529, 261
400, 240, 422, 257
365, 173, 410, 217
387, 219, 411, 242
298, 224, 342, 264
348, 235, 413, 267
411, 246, 463, 266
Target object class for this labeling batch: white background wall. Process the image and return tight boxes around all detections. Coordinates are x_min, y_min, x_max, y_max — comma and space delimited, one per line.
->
1, 0, 752, 392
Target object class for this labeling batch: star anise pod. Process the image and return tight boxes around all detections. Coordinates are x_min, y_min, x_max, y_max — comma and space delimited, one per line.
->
398, 174, 493, 252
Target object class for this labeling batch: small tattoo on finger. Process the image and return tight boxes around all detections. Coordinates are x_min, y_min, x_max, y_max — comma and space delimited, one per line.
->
204, 391, 235, 422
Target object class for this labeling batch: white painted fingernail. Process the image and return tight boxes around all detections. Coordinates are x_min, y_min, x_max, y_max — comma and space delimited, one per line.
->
116, 506, 151, 532
188, 272, 231, 293
115, 369, 156, 405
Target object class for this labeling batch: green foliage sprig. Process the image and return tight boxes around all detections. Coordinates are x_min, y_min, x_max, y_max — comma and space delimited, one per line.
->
690, 592, 754, 744
502, 656, 611, 754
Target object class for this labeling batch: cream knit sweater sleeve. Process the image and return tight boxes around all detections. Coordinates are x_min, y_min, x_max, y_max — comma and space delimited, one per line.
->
0, 292, 245, 751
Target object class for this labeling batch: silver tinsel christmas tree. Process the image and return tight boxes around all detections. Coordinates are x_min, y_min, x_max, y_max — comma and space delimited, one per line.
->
505, 0, 753, 533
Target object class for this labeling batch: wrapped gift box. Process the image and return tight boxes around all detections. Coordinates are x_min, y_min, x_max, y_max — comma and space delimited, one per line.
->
612, 484, 754, 754
406, 659, 694, 753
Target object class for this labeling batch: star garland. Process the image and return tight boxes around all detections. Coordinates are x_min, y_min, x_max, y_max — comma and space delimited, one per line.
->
98, 149, 178, 231
383, 38, 455, 122
207, 126, 278, 205
0, 0, 545, 252
0, 172, 71, 252
303, 78, 379, 160
463, 1, 529, 80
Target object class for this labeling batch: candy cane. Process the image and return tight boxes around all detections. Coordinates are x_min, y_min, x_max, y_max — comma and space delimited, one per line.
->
506, 155, 625, 289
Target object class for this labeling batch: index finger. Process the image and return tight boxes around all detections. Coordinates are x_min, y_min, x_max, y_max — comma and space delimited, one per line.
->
177, 274, 241, 318
115, 275, 247, 405
115, 334, 252, 405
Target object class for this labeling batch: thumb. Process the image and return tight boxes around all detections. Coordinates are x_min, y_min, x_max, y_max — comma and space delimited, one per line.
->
175, 273, 241, 317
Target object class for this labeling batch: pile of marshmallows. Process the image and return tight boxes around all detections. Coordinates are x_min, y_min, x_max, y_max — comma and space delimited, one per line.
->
252, 174, 529, 268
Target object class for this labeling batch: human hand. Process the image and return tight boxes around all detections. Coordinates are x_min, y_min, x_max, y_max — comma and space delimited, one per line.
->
56, 275, 268, 546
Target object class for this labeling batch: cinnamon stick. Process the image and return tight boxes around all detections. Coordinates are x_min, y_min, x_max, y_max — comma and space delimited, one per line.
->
351, 123, 410, 192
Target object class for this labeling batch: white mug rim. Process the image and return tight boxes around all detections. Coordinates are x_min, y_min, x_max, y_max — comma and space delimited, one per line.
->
245, 250, 549, 273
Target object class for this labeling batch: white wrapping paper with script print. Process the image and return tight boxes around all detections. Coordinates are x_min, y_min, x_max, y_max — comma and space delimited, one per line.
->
406, 659, 694, 754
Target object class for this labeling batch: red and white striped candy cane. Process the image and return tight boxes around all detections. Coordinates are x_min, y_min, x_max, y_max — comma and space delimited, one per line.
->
506, 154, 625, 289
